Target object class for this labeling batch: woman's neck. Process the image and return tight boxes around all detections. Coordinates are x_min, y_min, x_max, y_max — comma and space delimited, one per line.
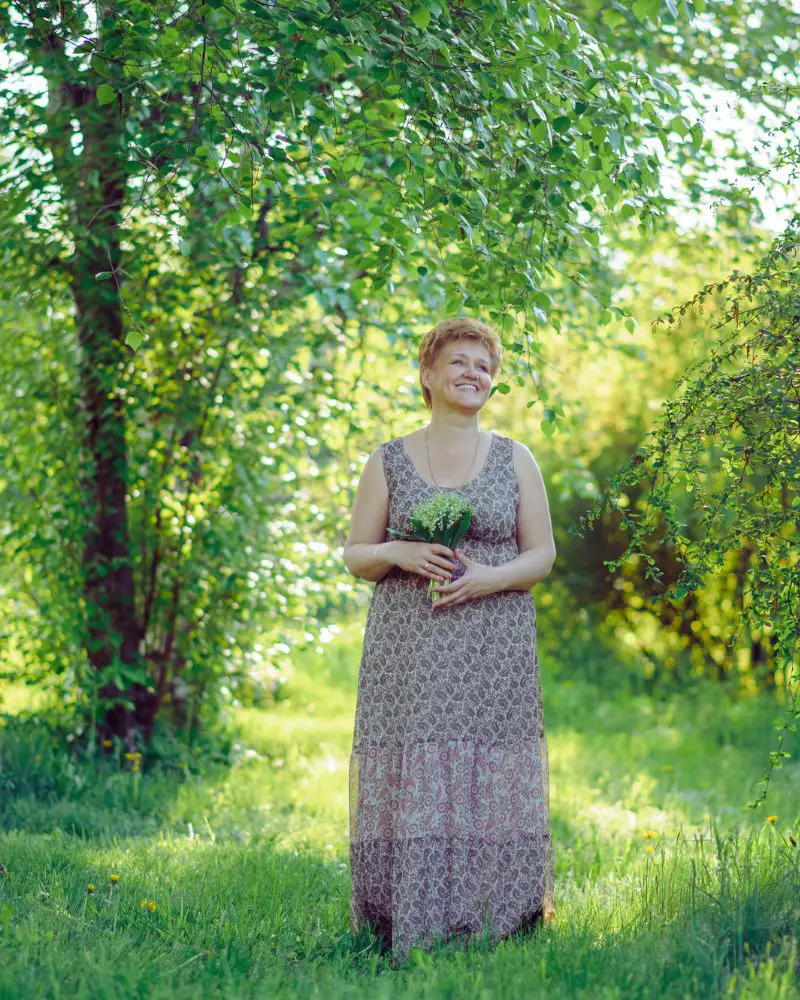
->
425, 414, 482, 446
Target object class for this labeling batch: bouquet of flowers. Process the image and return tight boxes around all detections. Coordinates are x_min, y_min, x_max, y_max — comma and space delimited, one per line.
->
387, 492, 474, 602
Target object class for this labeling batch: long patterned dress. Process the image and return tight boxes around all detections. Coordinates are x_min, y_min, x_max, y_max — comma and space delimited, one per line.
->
348, 430, 554, 961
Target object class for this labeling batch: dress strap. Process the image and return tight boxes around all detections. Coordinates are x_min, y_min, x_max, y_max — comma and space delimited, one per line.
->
379, 438, 404, 495
495, 432, 518, 499
495, 431, 513, 468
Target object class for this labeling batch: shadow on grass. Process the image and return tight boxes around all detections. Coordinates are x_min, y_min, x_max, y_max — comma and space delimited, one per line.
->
0, 711, 234, 839
1, 628, 798, 997
0, 769, 797, 998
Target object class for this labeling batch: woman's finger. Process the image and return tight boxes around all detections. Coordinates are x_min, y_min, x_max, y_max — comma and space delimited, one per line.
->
433, 576, 468, 601
434, 590, 462, 608
428, 556, 451, 573
430, 560, 454, 577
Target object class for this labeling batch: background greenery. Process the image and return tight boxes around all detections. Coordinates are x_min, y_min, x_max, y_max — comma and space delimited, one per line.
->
1, 0, 799, 994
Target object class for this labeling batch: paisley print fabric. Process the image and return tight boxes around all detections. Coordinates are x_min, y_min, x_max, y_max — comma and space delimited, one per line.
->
348, 430, 554, 961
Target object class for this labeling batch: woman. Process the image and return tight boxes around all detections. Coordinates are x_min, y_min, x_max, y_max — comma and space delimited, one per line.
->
343, 316, 557, 962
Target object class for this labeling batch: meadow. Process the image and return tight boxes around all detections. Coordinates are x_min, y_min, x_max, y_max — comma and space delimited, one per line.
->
2, 1, 799, 996
0, 617, 797, 999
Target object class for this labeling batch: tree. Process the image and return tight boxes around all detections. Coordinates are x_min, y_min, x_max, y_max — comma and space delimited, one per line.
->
0, 1, 685, 746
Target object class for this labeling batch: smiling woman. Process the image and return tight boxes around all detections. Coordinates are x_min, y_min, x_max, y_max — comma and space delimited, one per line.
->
343, 315, 557, 963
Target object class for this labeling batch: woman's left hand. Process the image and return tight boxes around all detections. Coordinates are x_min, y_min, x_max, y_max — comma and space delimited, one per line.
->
431, 549, 501, 608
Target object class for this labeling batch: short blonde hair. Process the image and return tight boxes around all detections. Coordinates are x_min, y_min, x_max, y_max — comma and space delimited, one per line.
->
418, 317, 503, 410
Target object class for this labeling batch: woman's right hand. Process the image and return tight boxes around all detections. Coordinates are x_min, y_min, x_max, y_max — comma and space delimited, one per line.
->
389, 541, 456, 582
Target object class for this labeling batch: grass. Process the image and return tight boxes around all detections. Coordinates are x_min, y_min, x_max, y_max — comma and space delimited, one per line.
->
0, 617, 798, 998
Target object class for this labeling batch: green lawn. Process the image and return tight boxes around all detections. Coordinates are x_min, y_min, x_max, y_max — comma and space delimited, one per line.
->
0, 619, 798, 998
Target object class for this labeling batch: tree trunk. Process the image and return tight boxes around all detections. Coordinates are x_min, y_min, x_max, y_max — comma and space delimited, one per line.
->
34, 24, 152, 744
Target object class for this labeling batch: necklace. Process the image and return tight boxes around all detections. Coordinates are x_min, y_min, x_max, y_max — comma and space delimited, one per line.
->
424, 424, 482, 488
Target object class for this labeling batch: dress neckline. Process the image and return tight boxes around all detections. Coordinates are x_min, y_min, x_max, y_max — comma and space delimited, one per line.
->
399, 431, 498, 491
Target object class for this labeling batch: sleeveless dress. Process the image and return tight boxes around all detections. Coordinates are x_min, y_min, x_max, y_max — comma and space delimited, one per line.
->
348, 430, 554, 961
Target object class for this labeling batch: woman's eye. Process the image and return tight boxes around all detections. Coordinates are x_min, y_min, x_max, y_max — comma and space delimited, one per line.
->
450, 358, 488, 371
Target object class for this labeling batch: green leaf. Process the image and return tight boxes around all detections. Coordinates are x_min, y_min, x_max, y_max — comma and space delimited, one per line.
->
591, 125, 606, 146
447, 509, 472, 548
669, 115, 689, 137
529, 99, 548, 123
126, 329, 143, 351
410, 6, 431, 29
387, 527, 425, 541
653, 76, 678, 101
96, 84, 115, 106
321, 50, 347, 73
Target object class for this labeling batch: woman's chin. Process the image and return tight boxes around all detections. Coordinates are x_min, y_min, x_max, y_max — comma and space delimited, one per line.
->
449, 391, 484, 406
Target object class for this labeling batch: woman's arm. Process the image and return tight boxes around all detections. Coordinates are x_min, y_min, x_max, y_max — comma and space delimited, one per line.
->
493, 439, 556, 592
342, 446, 396, 583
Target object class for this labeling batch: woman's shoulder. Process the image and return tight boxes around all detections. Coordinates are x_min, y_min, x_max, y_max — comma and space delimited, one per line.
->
492, 433, 539, 475
493, 431, 531, 451
372, 436, 405, 475
490, 429, 518, 452
377, 434, 405, 453
379, 430, 422, 454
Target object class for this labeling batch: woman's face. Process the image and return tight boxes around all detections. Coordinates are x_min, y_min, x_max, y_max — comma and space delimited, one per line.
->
423, 339, 493, 411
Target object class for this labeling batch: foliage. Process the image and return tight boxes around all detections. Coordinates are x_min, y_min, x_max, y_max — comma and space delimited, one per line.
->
578, 212, 800, 811
523, 226, 771, 691
0, 0, 688, 742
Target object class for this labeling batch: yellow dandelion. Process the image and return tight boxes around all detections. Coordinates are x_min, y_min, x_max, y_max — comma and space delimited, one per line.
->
110, 874, 120, 884
124, 751, 142, 761
645, 845, 654, 853
148, 899, 157, 912
140, 898, 148, 910
86, 883, 96, 894
644, 830, 658, 838
102, 739, 113, 748
766, 815, 778, 823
